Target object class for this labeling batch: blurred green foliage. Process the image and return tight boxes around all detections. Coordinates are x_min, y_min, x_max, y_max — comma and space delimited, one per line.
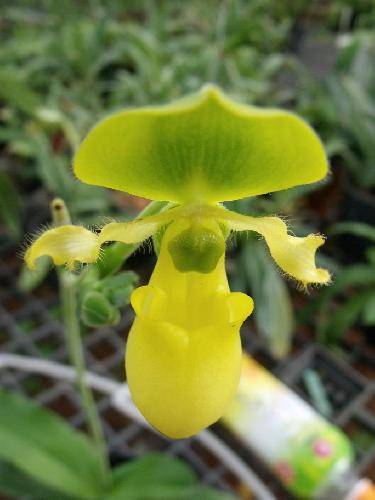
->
300, 233, 375, 347
0, 0, 374, 355
297, 31, 375, 189
0, 389, 231, 499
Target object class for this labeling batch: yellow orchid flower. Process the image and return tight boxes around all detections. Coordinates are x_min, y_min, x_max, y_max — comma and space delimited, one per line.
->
25, 85, 330, 438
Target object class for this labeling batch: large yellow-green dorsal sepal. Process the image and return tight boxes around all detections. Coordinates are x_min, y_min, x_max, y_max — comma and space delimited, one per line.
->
74, 85, 328, 203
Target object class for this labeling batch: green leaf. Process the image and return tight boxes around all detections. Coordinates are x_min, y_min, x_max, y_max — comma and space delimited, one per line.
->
0, 390, 103, 499
18, 256, 51, 293
96, 242, 135, 278
241, 237, 293, 358
0, 170, 22, 241
320, 290, 374, 345
302, 369, 332, 418
107, 454, 232, 500
329, 221, 375, 243
0, 461, 78, 500
99, 271, 138, 307
0, 67, 40, 115
107, 453, 195, 500
81, 291, 120, 327
362, 294, 375, 326
32, 134, 74, 198
74, 85, 327, 203
302, 259, 375, 344
314, 264, 375, 314
367, 247, 375, 266
193, 488, 234, 500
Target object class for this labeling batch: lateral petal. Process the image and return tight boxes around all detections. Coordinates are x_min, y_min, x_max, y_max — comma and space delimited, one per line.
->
206, 206, 330, 285
25, 226, 100, 270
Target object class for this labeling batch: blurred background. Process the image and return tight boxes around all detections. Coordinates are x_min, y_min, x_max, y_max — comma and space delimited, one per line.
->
0, 1, 374, 498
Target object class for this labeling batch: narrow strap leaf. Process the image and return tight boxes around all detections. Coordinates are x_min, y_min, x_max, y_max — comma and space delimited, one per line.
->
0, 390, 103, 498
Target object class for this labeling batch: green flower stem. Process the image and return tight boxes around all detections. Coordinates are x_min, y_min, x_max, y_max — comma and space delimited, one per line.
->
52, 199, 169, 479
51, 197, 109, 480
60, 270, 109, 480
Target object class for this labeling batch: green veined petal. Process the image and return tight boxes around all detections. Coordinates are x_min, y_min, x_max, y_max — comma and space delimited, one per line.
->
25, 226, 100, 270
74, 84, 328, 204
205, 206, 330, 286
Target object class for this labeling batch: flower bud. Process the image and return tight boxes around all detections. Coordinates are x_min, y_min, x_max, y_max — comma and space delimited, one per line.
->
81, 291, 120, 327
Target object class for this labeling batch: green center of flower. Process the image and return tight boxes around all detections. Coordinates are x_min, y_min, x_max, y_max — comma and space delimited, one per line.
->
167, 222, 225, 274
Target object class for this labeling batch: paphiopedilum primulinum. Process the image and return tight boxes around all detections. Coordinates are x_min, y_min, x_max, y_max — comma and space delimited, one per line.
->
25, 85, 330, 438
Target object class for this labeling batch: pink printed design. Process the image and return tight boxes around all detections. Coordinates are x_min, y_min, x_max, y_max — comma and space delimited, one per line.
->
274, 461, 294, 484
313, 439, 332, 457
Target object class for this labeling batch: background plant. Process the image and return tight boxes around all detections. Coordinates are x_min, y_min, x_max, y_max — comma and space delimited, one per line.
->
1, 0, 373, 357
0, 389, 230, 500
